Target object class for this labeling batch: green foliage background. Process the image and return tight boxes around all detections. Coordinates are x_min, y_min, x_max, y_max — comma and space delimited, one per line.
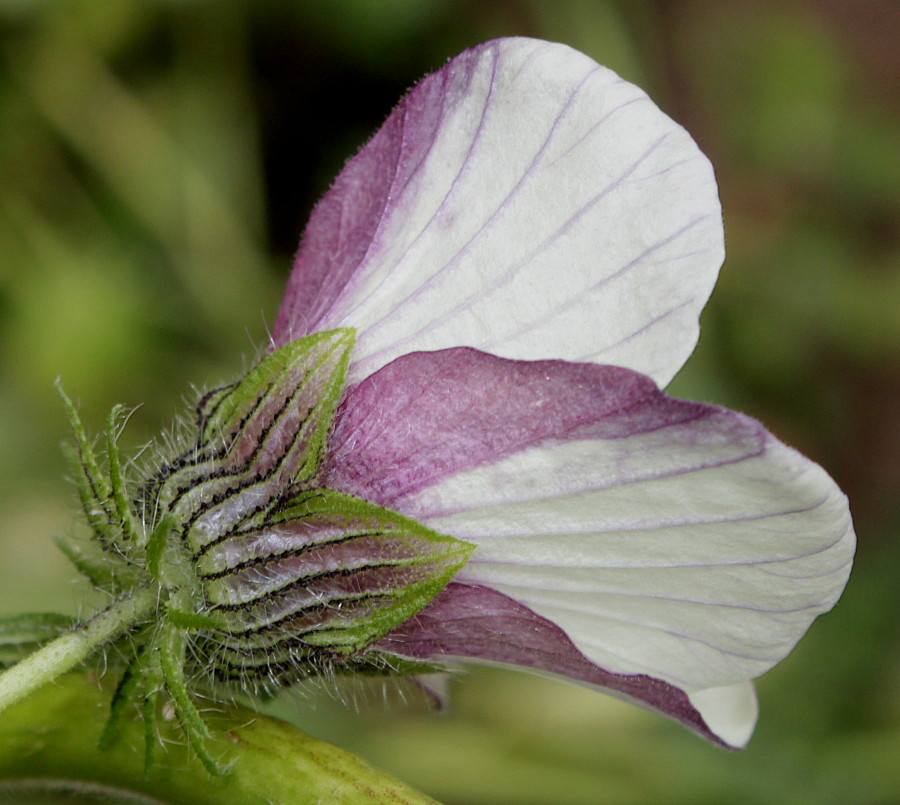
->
1, 1, 898, 803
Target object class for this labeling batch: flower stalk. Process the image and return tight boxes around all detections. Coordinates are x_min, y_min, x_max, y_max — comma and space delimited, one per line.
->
0, 585, 156, 714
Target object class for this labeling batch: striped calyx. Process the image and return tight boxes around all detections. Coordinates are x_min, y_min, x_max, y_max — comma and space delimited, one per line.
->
58, 327, 474, 771
140, 329, 474, 686
58, 328, 473, 772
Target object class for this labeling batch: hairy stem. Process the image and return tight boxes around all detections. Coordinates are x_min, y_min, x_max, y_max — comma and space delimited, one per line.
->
0, 585, 157, 715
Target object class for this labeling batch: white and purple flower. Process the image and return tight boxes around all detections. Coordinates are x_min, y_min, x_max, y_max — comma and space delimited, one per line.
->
37, 38, 850, 766
259, 37, 854, 749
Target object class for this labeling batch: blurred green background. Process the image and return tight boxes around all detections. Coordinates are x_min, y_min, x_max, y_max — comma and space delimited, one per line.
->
1, 1, 898, 803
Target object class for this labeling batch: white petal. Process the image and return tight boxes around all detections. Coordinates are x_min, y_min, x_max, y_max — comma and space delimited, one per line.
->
688, 683, 758, 749
396, 416, 854, 694
275, 38, 723, 387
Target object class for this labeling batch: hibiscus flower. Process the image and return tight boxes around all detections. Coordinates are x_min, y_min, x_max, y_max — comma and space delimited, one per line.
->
0, 39, 853, 767
263, 37, 855, 749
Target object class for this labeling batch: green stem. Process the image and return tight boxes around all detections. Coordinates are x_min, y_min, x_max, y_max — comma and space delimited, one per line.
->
0, 585, 157, 715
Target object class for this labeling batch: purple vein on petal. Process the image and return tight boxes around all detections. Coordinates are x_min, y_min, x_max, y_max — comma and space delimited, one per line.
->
324, 349, 663, 504
316, 67, 459, 328
351, 61, 607, 355
585, 296, 698, 361
457, 502, 840, 566
336, 43, 504, 327
356, 125, 675, 371
399, 416, 770, 520
469, 134, 696, 351
350, 78, 451, 253
484, 212, 707, 355
572, 619, 773, 665
583, 211, 704, 294
757, 553, 854, 581
543, 88, 641, 168
553, 611, 784, 660
544, 609, 828, 667
476, 577, 844, 615
346, 69, 644, 342
403, 443, 765, 519
273, 44, 484, 342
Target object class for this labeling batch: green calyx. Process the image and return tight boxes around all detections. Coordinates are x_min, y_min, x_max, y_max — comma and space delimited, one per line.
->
4, 329, 472, 774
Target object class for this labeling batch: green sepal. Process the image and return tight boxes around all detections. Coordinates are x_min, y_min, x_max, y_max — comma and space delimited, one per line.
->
158, 623, 220, 775
288, 490, 473, 654
208, 488, 474, 658
99, 643, 150, 751
106, 404, 143, 549
60, 440, 120, 554
198, 330, 354, 487
40, 329, 466, 778
56, 383, 121, 554
55, 380, 112, 503
155, 329, 357, 550
145, 514, 176, 582
166, 607, 228, 632
195, 383, 236, 432
53, 536, 122, 591
199, 329, 353, 443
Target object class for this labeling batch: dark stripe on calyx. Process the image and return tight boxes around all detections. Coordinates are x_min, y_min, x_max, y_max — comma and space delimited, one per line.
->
196, 489, 473, 659
130, 331, 475, 672
146, 331, 355, 553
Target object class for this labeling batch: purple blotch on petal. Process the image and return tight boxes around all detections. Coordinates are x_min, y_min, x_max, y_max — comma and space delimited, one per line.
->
323, 347, 730, 507
374, 581, 735, 748
272, 46, 488, 343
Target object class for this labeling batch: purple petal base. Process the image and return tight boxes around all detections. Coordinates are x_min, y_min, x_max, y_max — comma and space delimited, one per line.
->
272, 44, 472, 343
323, 346, 714, 508
374, 581, 735, 749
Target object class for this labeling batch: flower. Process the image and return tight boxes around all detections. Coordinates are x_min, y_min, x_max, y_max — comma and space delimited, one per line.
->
265, 37, 855, 749
25, 37, 851, 766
